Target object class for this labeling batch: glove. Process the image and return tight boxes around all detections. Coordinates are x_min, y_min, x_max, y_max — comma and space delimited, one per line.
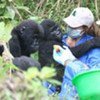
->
53, 45, 76, 66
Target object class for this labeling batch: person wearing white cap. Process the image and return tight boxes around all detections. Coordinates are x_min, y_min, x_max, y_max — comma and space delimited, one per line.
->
63, 7, 94, 46
53, 7, 100, 99
63, 7, 94, 28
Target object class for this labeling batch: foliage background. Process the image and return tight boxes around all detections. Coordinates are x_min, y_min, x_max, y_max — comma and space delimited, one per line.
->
0, 0, 100, 41
0, 0, 100, 100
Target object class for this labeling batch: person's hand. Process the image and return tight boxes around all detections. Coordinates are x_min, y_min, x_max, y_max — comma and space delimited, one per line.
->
53, 45, 76, 66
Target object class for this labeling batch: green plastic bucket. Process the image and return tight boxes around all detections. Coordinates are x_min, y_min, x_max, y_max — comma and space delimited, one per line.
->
72, 69, 100, 100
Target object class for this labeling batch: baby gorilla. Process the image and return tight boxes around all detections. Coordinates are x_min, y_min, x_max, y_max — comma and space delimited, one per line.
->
39, 19, 63, 67
39, 19, 64, 83
9, 20, 44, 57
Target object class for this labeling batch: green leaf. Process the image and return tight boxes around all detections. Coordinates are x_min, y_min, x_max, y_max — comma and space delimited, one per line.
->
0, 21, 5, 36
24, 67, 39, 80
17, 6, 30, 12
0, 1, 6, 8
31, 52, 38, 60
40, 67, 56, 79
47, 79, 61, 86
4, 6, 15, 20
0, 21, 14, 42
28, 16, 42, 23
8, 0, 12, 2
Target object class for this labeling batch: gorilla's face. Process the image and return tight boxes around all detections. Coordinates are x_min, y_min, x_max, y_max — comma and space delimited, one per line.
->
40, 19, 62, 41
13, 20, 44, 54
48, 25, 62, 41
17, 25, 39, 53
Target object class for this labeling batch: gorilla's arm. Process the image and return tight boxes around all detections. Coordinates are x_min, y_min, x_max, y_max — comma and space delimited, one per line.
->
70, 37, 100, 58
0, 45, 4, 56
9, 35, 21, 57
13, 56, 41, 70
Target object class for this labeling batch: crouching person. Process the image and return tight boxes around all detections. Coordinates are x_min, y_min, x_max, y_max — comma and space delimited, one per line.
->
53, 7, 100, 99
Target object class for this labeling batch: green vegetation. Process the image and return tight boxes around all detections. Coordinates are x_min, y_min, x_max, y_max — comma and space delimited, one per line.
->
0, 0, 100, 99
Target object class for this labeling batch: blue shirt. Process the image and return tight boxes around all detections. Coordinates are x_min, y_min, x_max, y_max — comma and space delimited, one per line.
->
44, 34, 100, 98
62, 34, 100, 68
59, 34, 100, 99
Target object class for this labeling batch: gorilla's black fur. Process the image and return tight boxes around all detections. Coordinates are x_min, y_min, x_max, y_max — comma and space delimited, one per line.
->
39, 19, 64, 82
13, 56, 41, 70
0, 45, 4, 56
39, 19, 63, 67
9, 20, 44, 57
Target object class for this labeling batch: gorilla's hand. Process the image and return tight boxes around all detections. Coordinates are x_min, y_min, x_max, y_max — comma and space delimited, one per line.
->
0, 45, 4, 56
47, 25, 62, 40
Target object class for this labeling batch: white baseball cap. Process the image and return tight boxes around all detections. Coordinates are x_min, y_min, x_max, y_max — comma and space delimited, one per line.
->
63, 7, 94, 28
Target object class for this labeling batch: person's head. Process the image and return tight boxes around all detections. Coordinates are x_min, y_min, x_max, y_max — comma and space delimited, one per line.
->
63, 7, 94, 47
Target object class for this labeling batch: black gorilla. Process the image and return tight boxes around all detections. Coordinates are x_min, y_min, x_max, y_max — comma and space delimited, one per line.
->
39, 19, 64, 92
3, 20, 42, 71
39, 19, 64, 83
9, 20, 44, 57
39, 19, 63, 67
